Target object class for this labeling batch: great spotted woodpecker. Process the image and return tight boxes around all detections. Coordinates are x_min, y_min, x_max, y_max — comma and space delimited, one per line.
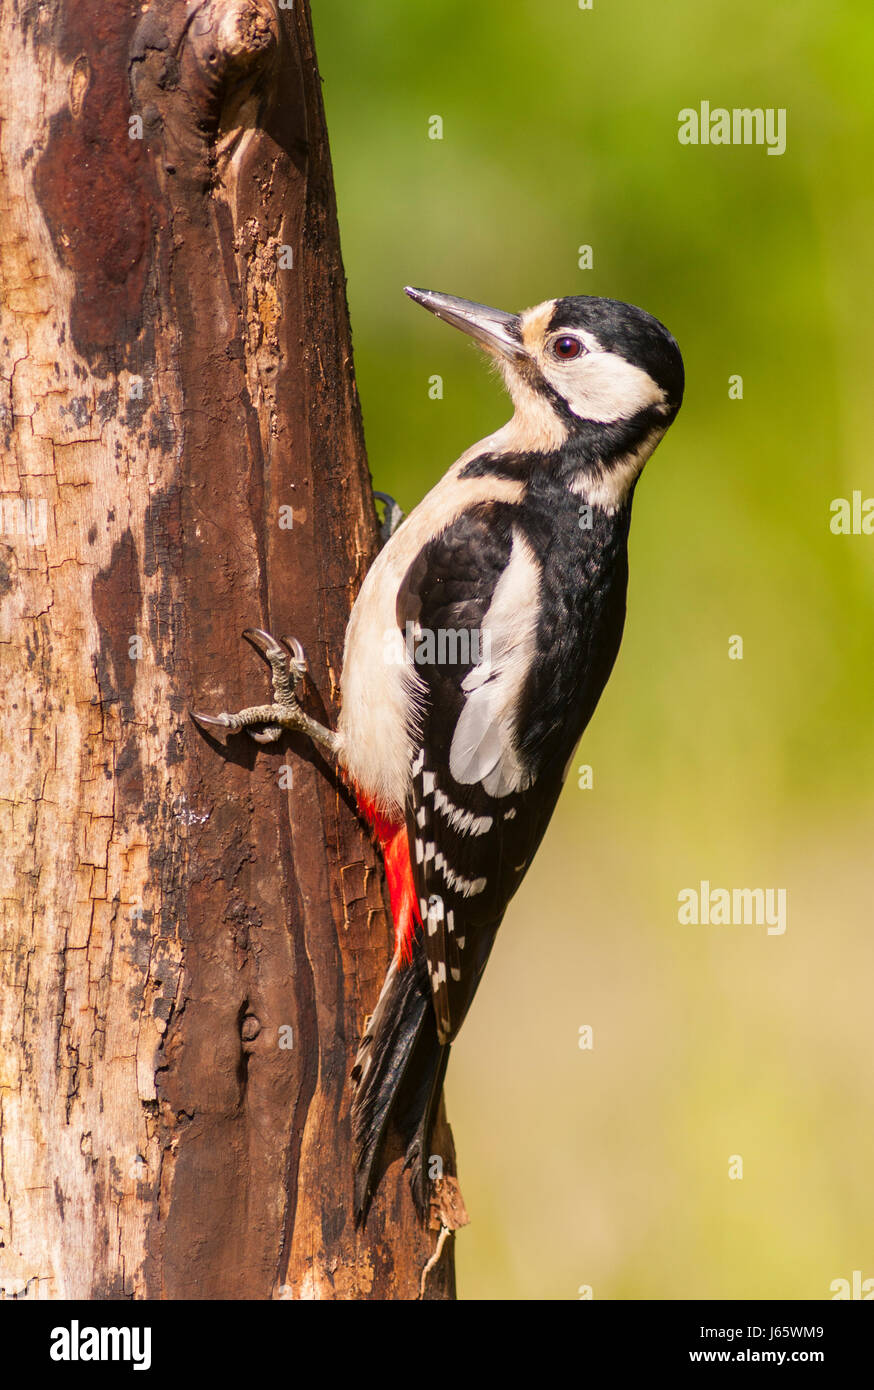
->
193, 288, 684, 1224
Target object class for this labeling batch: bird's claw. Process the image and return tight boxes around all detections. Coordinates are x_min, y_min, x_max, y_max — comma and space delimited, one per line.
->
242, 627, 287, 661
374, 491, 405, 545
190, 709, 236, 744
243, 628, 308, 687
191, 628, 308, 743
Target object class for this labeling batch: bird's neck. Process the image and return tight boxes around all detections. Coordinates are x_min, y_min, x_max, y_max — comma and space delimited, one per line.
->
554, 413, 666, 515
459, 405, 665, 518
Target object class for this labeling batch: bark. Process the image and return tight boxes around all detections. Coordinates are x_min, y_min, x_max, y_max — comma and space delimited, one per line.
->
0, 0, 456, 1300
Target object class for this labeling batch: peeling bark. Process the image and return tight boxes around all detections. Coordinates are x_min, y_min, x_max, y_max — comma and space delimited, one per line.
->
0, 0, 456, 1300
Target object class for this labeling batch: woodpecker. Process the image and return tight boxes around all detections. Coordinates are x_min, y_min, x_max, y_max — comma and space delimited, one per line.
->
193, 287, 684, 1225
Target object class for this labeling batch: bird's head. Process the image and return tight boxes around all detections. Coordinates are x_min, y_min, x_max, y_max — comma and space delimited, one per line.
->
405, 287, 684, 475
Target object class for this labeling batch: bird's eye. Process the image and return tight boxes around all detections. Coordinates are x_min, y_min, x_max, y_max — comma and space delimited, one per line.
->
551, 335, 584, 360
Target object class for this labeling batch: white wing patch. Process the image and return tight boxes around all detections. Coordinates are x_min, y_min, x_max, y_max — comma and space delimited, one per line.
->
449, 530, 540, 798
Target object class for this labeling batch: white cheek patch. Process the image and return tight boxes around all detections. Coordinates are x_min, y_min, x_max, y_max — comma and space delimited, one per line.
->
541, 349, 666, 424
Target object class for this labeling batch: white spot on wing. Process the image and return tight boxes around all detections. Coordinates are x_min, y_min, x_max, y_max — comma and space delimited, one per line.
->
432, 856, 488, 898
434, 787, 493, 837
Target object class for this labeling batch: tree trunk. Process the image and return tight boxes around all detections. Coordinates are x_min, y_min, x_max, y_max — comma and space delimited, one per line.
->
0, 0, 456, 1301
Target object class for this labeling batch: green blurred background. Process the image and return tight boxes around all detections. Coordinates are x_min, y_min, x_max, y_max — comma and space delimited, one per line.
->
313, 0, 874, 1298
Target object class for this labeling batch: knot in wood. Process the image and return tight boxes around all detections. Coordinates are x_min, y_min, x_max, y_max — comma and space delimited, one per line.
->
190, 0, 280, 90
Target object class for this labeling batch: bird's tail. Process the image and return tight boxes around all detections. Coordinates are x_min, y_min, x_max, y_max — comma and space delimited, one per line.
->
351, 938, 449, 1226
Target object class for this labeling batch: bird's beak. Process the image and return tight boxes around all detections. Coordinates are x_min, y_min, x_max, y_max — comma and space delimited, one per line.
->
404, 287, 525, 361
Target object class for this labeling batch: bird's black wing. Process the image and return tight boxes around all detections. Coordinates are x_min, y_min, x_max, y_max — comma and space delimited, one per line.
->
397, 500, 567, 1044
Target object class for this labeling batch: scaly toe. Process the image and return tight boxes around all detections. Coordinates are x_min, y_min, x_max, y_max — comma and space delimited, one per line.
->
249, 725, 283, 744
280, 634, 307, 682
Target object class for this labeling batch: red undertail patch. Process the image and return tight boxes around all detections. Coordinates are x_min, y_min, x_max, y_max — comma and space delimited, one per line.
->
355, 790, 421, 965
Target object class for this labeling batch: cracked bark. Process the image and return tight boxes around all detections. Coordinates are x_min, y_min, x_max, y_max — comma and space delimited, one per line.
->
0, 0, 456, 1300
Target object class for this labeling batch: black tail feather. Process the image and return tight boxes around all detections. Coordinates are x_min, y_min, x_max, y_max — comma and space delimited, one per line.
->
351, 940, 449, 1225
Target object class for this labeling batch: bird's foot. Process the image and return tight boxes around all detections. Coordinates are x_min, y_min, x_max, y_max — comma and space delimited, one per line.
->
374, 491, 405, 545
191, 628, 339, 753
